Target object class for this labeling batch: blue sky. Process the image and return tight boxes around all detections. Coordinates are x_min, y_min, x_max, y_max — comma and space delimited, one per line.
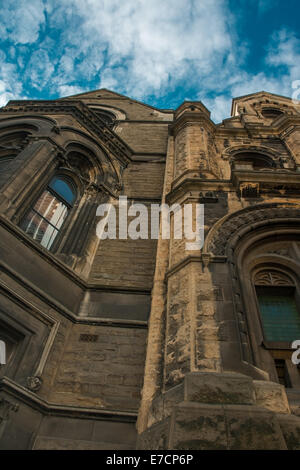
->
0, 0, 300, 122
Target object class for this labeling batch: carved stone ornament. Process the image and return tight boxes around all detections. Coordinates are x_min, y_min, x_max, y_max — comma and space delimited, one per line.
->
254, 270, 294, 286
27, 376, 43, 392
240, 182, 259, 198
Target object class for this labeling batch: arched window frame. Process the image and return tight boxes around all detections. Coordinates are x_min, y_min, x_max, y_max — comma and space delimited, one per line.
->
261, 107, 284, 119
90, 108, 117, 129
250, 264, 300, 387
231, 151, 277, 170
253, 267, 300, 344
19, 172, 79, 252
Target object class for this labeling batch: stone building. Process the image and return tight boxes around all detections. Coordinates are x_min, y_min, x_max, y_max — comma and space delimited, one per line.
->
0, 89, 300, 449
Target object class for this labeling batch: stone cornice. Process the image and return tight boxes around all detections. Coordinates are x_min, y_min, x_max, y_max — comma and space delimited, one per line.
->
166, 176, 232, 204
170, 111, 216, 135
0, 376, 137, 422
166, 254, 227, 279
231, 169, 300, 194
216, 114, 300, 138
1, 100, 133, 166
0, 259, 148, 330
0, 215, 150, 326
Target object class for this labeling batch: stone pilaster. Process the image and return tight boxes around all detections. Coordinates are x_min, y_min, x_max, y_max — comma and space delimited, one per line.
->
0, 138, 60, 219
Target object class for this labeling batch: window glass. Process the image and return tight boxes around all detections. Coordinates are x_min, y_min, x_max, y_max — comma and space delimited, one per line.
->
48, 177, 76, 205
20, 176, 76, 250
256, 286, 300, 342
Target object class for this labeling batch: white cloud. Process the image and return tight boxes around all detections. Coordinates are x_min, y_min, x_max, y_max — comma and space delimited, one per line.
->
57, 84, 86, 96
0, 62, 24, 107
267, 30, 300, 82
0, 1, 299, 122
45, 0, 235, 98
203, 95, 232, 123
24, 49, 55, 90
203, 28, 300, 122
0, 0, 45, 44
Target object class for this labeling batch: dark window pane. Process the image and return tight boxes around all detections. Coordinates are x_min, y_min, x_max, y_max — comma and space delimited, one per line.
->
93, 110, 115, 127
256, 287, 300, 342
274, 359, 290, 387
262, 108, 283, 119
49, 177, 76, 205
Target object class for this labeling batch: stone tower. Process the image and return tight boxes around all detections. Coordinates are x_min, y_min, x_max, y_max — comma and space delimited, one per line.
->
0, 89, 300, 449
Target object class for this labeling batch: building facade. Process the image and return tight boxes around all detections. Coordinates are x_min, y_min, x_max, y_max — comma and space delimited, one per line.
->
0, 89, 300, 449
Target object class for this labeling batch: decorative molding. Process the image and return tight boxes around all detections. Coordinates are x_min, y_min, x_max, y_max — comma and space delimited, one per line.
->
254, 270, 294, 286
0, 376, 137, 422
240, 182, 260, 198
221, 143, 296, 169
1, 100, 133, 165
205, 203, 300, 256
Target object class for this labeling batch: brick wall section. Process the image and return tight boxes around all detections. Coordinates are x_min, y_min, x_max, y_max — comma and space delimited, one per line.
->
122, 162, 165, 199
116, 122, 169, 153
49, 324, 147, 411
89, 237, 158, 289
90, 183, 161, 288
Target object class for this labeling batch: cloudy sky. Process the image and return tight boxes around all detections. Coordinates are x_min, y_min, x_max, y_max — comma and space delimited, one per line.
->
0, 0, 300, 122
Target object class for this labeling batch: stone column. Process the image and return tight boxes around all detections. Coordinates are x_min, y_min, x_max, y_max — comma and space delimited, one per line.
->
171, 102, 219, 182
0, 138, 60, 219
57, 187, 110, 278
136, 135, 174, 433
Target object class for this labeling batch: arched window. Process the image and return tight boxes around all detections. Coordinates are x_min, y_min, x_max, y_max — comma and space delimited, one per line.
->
20, 175, 77, 250
261, 108, 284, 119
254, 268, 300, 386
254, 270, 300, 342
91, 109, 116, 128
233, 151, 275, 170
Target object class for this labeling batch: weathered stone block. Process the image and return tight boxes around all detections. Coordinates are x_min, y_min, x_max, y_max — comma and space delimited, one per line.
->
184, 372, 256, 405
277, 414, 300, 450
253, 380, 290, 414
170, 403, 227, 450
136, 418, 171, 450
224, 405, 287, 450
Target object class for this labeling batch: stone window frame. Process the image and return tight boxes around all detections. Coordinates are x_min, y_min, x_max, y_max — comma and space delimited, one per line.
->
0, 316, 28, 380
17, 166, 83, 255
19, 173, 78, 252
230, 150, 278, 170
242, 250, 300, 388
251, 265, 300, 387
260, 107, 285, 120
252, 267, 299, 345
